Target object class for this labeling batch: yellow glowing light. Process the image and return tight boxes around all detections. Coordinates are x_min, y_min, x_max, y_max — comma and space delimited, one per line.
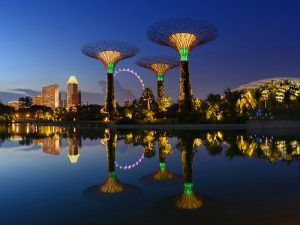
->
100, 178, 123, 193
98, 50, 122, 64
175, 193, 203, 209
169, 32, 197, 50
154, 169, 173, 180
150, 63, 170, 75
193, 138, 202, 149
67, 75, 78, 84
68, 154, 80, 164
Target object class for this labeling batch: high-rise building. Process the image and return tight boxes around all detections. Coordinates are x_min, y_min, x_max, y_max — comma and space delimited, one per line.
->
66, 76, 81, 109
42, 84, 60, 108
33, 95, 43, 106
67, 137, 81, 164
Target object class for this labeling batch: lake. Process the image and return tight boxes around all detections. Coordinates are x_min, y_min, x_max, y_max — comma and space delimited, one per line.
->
0, 124, 300, 225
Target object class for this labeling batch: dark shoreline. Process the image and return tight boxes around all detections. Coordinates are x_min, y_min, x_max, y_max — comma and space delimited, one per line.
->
2, 120, 300, 131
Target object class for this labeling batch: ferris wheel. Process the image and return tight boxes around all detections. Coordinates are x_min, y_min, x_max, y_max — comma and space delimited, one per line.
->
114, 68, 145, 91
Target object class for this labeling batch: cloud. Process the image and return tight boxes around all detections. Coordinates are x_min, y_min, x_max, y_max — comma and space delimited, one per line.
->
8, 88, 40, 96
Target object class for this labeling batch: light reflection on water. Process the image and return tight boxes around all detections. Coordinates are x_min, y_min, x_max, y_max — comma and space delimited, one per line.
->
0, 124, 300, 225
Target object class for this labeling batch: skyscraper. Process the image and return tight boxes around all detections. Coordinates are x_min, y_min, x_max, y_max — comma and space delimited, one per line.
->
66, 76, 81, 110
42, 84, 60, 108
33, 95, 43, 106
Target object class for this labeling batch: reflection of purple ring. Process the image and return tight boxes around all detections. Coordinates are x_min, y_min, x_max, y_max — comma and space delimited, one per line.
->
115, 154, 144, 170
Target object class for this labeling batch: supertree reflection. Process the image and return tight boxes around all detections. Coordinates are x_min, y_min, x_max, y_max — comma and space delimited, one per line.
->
100, 129, 123, 193
152, 132, 174, 180
176, 134, 202, 209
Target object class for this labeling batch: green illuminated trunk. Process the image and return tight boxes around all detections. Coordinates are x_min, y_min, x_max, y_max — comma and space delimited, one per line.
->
179, 61, 193, 115
105, 73, 116, 119
157, 80, 164, 103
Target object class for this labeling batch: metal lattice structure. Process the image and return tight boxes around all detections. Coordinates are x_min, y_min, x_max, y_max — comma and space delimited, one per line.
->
147, 18, 218, 115
81, 40, 139, 72
147, 18, 218, 61
81, 41, 139, 119
136, 56, 179, 102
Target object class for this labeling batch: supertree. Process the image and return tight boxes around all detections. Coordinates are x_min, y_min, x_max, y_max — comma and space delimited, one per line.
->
153, 132, 174, 180
81, 40, 139, 119
147, 18, 218, 115
100, 129, 123, 193
175, 133, 203, 209
136, 56, 179, 104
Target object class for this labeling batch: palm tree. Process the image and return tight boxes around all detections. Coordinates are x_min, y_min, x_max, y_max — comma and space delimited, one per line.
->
236, 90, 256, 114
223, 88, 241, 118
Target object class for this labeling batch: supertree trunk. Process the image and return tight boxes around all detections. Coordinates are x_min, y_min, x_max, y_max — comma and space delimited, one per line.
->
180, 137, 194, 184
157, 80, 164, 103
105, 73, 116, 119
101, 130, 123, 193
175, 135, 202, 209
179, 61, 193, 115
153, 133, 173, 180
106, 130, 117, 174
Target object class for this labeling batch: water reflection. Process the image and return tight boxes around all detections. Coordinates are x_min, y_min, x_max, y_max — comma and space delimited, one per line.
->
1, 124, 300, 214
67, 137, 81, 163
100, 129, 124, 193
176, 133, 202, 209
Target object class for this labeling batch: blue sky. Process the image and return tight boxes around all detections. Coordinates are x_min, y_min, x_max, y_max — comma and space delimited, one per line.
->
0, 0, 300, 101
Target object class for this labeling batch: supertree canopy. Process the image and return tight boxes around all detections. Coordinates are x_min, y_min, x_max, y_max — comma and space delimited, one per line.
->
147, 18, 218, 115
136, 56, 179, 102
81, 40, 139, 118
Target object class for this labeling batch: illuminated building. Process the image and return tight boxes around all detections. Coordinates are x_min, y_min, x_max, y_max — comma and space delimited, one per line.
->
33, 95, 43, 106
66, 75, 81, 110
147, 18, 218, 115
36, 135, 61, 155
42, 84, 60, 108
233, 77, 300, 91
67, 137, 81, 164
7, 101, 24, 110
81, 40, 139, 119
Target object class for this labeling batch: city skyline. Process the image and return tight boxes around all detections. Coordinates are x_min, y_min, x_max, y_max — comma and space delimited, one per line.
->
0, 0, 299, 101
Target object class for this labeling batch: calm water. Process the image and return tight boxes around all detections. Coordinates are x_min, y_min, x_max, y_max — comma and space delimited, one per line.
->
0, 124, 300, 225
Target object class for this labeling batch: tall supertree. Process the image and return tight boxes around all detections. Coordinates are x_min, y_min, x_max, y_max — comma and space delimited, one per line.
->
176, 133, 203, 209
153, 132, 174, 180
136, 56, 179, 103
100, 129, 123, 193
147, 18, 218, 115
81, 41, 139, 119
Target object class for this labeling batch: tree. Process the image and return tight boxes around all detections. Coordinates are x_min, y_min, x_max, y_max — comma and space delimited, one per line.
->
236, 91, 256, 114
205, 94, 223, 121
158, 96, 173, 113
132, 88, 158, 119
19, 96, 32, 107
222, 89, 241, 118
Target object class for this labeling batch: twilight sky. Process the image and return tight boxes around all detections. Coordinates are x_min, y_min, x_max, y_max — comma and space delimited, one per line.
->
0, 0, 300, 101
